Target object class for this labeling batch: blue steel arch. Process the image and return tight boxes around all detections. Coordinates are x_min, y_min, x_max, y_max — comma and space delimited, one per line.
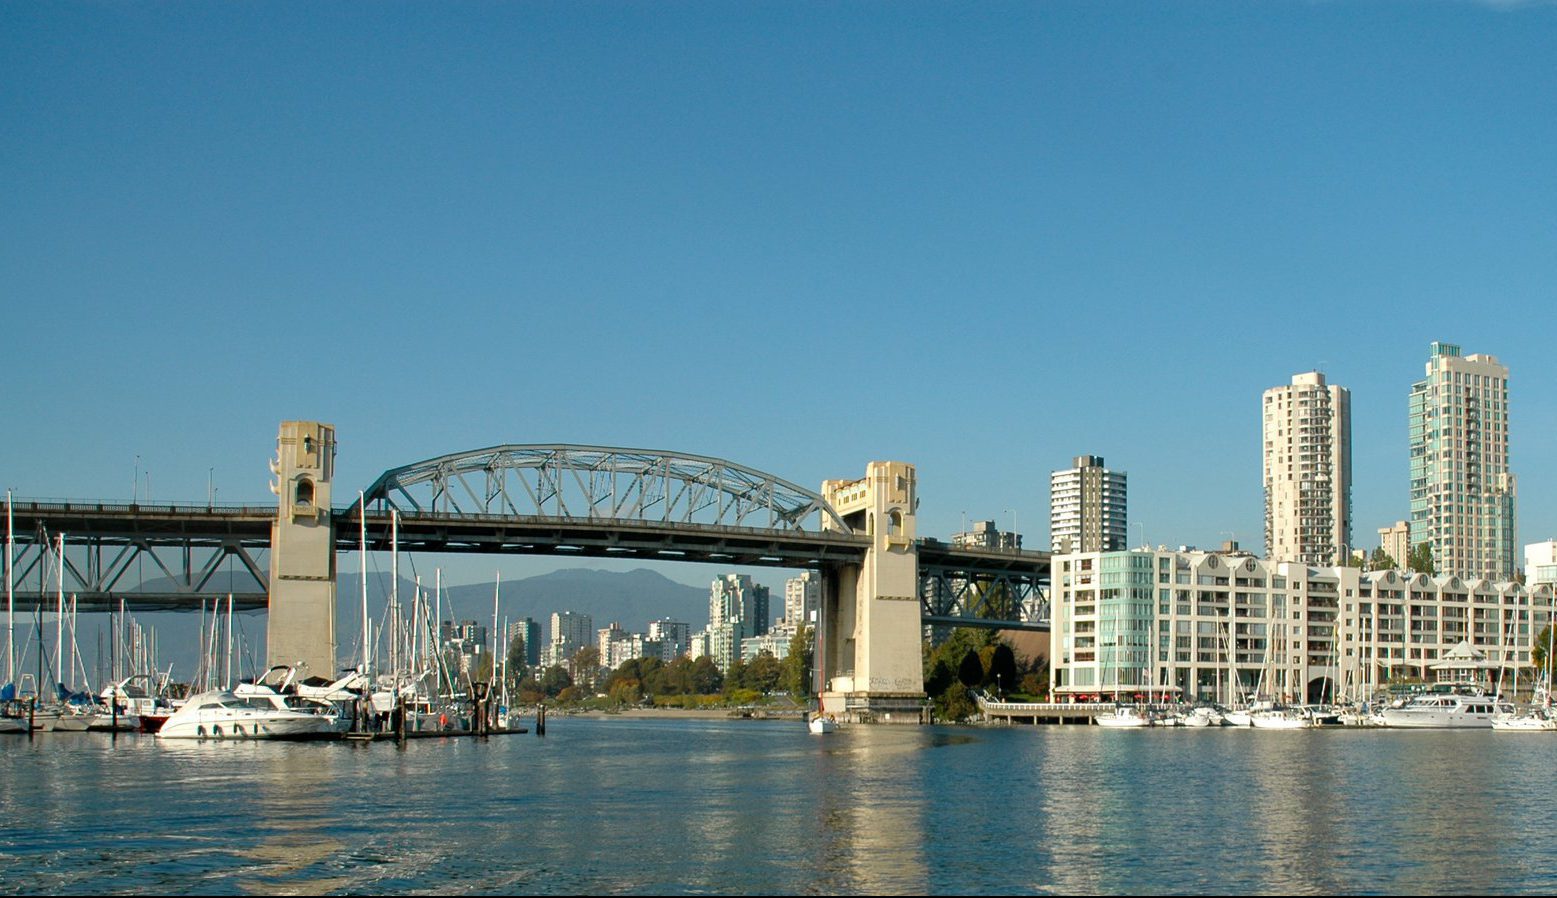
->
355, 445, 851, 535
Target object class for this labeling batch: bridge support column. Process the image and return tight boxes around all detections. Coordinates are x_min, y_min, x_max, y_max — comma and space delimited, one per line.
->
266, 421, 338, 678
819, 462, 926, 723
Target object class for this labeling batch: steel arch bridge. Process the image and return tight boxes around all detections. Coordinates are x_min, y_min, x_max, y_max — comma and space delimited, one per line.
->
352, 445, 851, 535
5, 443, 1049, 631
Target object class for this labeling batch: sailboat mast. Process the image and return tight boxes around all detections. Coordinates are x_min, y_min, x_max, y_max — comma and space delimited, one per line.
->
360, 491, 370, 676
225, 593, 234, 689
492, 571, 500, 682
5, 490, 12, 686
55, 534, 65, 693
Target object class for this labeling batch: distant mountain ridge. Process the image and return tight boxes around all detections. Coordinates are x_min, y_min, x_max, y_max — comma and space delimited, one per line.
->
328, 567, 710, 636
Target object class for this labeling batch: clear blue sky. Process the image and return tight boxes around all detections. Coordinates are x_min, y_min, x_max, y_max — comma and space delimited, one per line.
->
4, 2, 1556, 593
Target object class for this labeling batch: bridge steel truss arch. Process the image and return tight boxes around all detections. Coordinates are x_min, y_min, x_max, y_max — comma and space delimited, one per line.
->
354, 445, 852, 535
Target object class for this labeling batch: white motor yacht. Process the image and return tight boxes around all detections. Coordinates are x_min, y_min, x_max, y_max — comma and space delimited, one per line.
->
157, 689, 346, 740
1378, 692, 1509, 729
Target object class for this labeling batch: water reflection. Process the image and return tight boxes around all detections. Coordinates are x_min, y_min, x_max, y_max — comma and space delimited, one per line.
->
7, 723, 1557, 894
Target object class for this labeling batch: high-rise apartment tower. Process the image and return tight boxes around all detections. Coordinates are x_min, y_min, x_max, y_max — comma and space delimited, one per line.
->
1409, 342, 1516, 580
1262, 371, 1352, 565
1049, 455, 1127, 554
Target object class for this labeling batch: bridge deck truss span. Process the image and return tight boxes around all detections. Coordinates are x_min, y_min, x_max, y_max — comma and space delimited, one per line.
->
4, 502, 272, 612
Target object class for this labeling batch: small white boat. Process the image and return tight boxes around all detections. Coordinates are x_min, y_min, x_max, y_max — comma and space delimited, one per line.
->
157, 689, 346, 740
1184, 707, 1221, 727
1222, 709, 1254, 727
1094, 706, 1152, 728
1250, 708, 1310, 729
808, 714, 837, 735
1491, 708, 1557, 732
0, 716, 27, 735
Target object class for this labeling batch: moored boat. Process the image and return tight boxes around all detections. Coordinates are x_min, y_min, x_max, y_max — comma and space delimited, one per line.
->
1094, 705, 1152, 728
157, 689, 346, 740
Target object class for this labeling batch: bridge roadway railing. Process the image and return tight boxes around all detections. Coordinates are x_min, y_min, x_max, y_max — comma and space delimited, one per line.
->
341, 508, 872, 567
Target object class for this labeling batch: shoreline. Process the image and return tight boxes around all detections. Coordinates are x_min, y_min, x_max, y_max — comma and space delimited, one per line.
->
562, 706, 806, 721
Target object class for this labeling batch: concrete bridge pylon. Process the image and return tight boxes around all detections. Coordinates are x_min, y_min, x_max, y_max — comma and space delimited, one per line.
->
266, 420, 339, 677
819, 462, 927, 723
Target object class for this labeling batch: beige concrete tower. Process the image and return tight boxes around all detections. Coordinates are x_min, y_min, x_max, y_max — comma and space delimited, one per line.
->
819, 461, 924, 722
267, 421, 338, 676
1263, 372, 1352, 565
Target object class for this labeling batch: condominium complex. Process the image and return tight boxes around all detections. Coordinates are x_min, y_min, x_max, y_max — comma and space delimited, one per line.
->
783, 572, 821, 630
544, 610, 593, 668
952, 520, 1023, 551
506, 618, 542, 667
1050, 548, 1551, 703
1527, 541, 1557, 589
1263, 372, 1352, 566
702, 574, 772, 671
1408, 342, 1517, 580
1050, 455, 1127, 554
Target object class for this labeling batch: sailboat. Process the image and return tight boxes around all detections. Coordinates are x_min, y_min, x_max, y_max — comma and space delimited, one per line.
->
1493, 621, 1557, 732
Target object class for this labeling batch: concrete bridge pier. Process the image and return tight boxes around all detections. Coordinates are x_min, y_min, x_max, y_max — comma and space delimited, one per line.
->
818, 462, 927, 723
266, 420, 339, 678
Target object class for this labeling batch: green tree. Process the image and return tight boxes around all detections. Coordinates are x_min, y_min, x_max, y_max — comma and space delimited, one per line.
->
1369, 547, 1397, 572
725, 657, 751, 694
988, 643, 1019, 695
690, 656, 724, 694
957, 648, 985, 688
744, 651, 783, 694
570, 645, 601, 692
779, 625, 814, 698
537, 664, 573, 697
1534, 625, 1554, 675
1408, 542, 1436, 575
505, 635, 530, 689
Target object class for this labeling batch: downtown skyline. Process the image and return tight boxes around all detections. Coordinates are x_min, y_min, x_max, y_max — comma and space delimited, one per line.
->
4, 3, 1556, 592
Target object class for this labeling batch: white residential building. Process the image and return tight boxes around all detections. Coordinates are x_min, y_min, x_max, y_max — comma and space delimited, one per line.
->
1050, 548, 1552, 703
647, 619, 691, 658
1378, 521, 1411, 570
1050, 455, 1127, 554
1409, 342, 1517, 580
783, 572, 821, 630
1263, 371, 1352, 566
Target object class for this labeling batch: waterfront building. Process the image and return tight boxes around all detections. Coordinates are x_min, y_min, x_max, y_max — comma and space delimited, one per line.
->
740, 632, 791, 664
687, 629, 710, 662
1378, 521, 1411, 570
783, 572, 821, 629
705, 574, 770, 671
710, 574, 770, 635
1050, 455, 1127, 554
506, 618, 542, 667
952, 520, 1022, 551
1409, 342, 1517, 580
1263, 371, 1352, 566
597, 622, 628, 666
1050, 548, 1553, 703
547, 610, 593, 668
439, 619, 490, 677
647, 618, 691, 658
1527, 541, 1557, 588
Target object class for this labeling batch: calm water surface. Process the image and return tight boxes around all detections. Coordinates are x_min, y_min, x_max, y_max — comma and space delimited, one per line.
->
3, 718, 1557, 895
